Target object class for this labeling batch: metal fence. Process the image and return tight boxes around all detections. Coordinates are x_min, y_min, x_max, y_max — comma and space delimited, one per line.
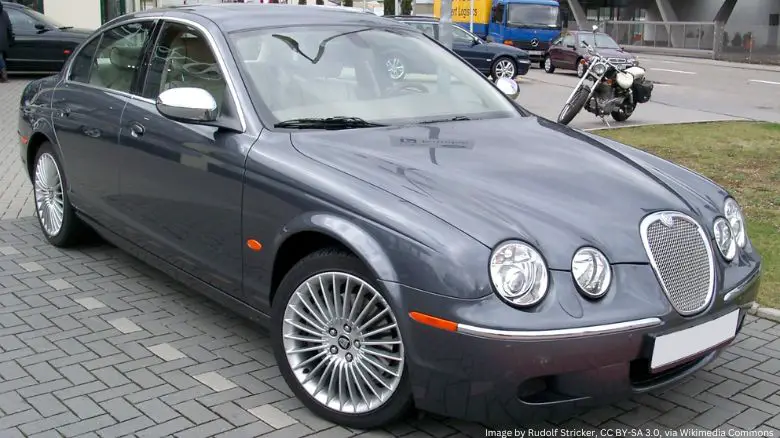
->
595, 20, 780, 65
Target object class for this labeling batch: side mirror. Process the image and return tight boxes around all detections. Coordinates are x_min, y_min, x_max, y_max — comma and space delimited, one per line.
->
495, 77, 519, 100
35, 23, 48, 32
592, 24, 599, 32
156, 87, 218, 124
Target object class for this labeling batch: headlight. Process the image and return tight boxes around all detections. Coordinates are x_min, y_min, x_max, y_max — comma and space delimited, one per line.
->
713, 217, 736, 261
592, 62, 607, 75
489, 241, 549, 307
571, 247, 611, 298
724, 198, 746, 248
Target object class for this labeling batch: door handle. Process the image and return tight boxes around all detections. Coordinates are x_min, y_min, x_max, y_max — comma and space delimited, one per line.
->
129, 122, 145, 138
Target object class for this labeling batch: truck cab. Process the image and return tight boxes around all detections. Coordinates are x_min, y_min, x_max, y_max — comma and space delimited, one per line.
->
486, 0, 564, 63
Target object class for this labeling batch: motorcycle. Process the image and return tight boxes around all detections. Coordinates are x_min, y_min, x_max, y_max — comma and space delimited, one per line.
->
557, 26, 654, 126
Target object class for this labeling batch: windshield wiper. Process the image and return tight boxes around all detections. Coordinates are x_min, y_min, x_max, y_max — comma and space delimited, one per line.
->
417, 116, 472, 124
59, 26, 74, 30
274, 116, 387, 130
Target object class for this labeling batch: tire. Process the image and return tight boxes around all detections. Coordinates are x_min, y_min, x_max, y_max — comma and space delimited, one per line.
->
611, 101, 637, 122
32, 141, 88, 247
543, 55, 555, 73
576, 58, 586, 78
491, 56, 517, 81
557, 86, 589, 125
385, 53, 406, 81
271, 248, 413, 429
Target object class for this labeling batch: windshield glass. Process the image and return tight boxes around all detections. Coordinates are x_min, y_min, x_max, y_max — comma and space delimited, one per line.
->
26, 8, 69, 28
230, 25, 522, 125
578, 33, 620, 49
507, 4, 559, 28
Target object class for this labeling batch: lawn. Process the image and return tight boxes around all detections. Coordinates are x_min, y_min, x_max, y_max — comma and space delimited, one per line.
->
596, 121, 780, 309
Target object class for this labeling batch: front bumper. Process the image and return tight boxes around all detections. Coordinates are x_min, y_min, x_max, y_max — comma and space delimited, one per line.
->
516, 59, 531, 76
385, 263, 760, 426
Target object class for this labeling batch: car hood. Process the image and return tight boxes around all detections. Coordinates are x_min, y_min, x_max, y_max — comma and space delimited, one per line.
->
55, 27, 93, 41
483, 42, 528, 57
588, 47, 634, 59
289, 116, 718, 269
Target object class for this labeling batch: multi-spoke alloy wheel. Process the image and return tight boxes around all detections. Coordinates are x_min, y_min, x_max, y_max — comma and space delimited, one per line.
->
386, 56, 406, 81
492, 57, 516, 80
34, 152, 65, 237
283, 272, 404, 414
272, 250, 412, 429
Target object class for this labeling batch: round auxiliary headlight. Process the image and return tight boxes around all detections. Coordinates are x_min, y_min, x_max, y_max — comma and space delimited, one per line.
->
489, 241, 549, 307
724, 198, 747, 248
713, 217, 736, 261
592, 62, 607, 76
572, 247, 612, 298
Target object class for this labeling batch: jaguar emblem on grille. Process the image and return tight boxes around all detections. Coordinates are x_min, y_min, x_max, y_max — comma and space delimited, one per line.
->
659, 213, 675, 228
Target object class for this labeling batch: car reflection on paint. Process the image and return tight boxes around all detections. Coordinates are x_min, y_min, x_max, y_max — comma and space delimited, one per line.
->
18, 3, 761, 429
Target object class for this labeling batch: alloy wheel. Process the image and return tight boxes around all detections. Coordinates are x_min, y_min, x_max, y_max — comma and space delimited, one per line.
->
34, 153, 65, 237
282, 272, 405, 414
386, 57, 405, 80
544, 57, 552, 71
494, 58, 516, 78
577, 62, 585, 77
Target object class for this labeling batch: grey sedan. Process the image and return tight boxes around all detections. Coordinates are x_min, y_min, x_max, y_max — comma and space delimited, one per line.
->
18, 3, 761, 429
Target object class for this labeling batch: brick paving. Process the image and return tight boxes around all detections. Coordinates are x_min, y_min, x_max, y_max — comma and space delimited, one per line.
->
1, 78, 779, 437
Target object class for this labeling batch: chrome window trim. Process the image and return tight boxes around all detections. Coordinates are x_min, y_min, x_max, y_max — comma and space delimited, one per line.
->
62, 15, 247, 133
639, 210, 716, 316
457, 317, 662, 341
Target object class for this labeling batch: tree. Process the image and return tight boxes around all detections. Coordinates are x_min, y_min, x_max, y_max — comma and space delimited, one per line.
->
316, 0, 324, 4
344, 0, 353, 6
383, 0, 395, 16
401, 0, 412, 15
299, 0, 307, 4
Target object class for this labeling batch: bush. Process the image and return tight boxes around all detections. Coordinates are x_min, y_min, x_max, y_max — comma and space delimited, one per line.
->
401, 0, 412, 15
344, 0, 353, 5
299, 0, 306, 4
384, 0, 395, 15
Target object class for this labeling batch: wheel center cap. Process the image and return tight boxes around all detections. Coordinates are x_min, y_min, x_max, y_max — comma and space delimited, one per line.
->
337, 336, 350, 350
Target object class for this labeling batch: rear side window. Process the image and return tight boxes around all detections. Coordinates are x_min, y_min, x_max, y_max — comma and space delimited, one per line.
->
89, 22, 155, 93
69, 37, 102, 83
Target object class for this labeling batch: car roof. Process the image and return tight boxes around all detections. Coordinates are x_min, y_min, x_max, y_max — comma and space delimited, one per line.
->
119, 4, 410, 34
386, 15, 438, 21
1, 2, 27, 8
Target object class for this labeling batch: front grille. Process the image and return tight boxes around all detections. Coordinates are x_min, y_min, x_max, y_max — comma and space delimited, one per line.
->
640, 211, 715, 316
512, 41, 550, 51
608, 57, 628, 63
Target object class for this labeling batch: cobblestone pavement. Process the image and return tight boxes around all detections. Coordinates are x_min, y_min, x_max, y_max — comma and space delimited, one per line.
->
1, 78, 780, 437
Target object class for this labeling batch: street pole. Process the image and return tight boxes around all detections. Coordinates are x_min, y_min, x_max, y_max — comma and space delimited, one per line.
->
469, 0, 473, 33
395, 0, 400, 14
438, 0, 453, 93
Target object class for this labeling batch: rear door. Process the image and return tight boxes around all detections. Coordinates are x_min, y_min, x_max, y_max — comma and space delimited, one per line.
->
561, 32, 578, 68
4, 7, 61, 72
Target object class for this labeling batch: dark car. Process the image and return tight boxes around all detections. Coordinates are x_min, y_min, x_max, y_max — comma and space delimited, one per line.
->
543, 29, 639, 77
3, 1, 91, 74
19, 3, 761, 429
387, 15, 531, 80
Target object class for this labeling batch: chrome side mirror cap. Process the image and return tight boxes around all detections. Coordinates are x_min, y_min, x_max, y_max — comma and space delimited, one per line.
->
156, 87, 218, 123
495, 77, 519, 100
592, 24, 599, 31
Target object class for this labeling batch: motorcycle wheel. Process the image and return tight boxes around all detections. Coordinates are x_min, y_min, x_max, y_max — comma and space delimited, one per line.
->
557, 87, 589, 125
611, 101, 637, 122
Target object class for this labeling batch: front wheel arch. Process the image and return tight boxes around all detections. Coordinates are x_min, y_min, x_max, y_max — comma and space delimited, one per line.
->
25, 132, 55, 181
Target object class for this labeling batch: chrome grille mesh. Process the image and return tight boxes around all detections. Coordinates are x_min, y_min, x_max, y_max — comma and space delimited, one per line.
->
640, 212, 715, 315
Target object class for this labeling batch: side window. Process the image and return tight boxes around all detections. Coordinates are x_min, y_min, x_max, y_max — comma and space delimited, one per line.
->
452, 26, 473, 44
409, 22, 435, 38
89, 21, 155, 93
69, 37, 102, 83
142, 21, 227, 115
6, 9, 39, 33
562, 34, 575, 47
491, 4, 504, 23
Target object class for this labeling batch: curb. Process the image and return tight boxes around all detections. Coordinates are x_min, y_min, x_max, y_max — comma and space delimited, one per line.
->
748, 302, 780, 323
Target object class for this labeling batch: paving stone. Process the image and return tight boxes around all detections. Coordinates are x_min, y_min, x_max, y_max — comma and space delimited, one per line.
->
193, 371, 237, 392
248, 404, 299, 429
148, 343, 187, 362
107, 317, 142, 334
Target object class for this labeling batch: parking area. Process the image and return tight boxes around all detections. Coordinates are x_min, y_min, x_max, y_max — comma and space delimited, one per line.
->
1, 73, 780, 437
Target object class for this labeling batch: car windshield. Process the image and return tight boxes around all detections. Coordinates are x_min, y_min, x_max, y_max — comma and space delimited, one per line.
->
507, 4, 559, 28
25, 8, 69, 29
230, 25, 522, 126
578, 33, 620, 49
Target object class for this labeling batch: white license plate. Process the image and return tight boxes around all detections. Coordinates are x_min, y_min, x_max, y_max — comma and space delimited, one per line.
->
528, 50, 543, 56
651, 310, 739, 371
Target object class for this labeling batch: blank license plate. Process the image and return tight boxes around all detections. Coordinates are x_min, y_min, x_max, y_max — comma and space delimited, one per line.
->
651, 310, 739, 371
528, 50, 543, 56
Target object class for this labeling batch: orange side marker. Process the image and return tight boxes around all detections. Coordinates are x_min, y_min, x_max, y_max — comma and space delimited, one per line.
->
246, 239, 263, 251
409, 311, 458, 332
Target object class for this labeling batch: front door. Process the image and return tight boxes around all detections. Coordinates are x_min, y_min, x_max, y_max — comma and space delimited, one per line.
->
487, 2, 505, 43
560, 32, 578, 69
116, 19, 250, 297
50, 21, 155, 229
451, 25, 488, 70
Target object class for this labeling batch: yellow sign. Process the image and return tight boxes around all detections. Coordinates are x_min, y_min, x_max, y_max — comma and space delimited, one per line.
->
433, 0, 491, 26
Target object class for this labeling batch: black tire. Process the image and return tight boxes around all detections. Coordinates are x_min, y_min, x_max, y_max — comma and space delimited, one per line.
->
576, 57, 586, 78
543, 55, 556, 73
271, 248, 414, 429
611, 101, 636, 122
557, 87, 589, 125
490, 56, 517, 81
32, 142, 88, 247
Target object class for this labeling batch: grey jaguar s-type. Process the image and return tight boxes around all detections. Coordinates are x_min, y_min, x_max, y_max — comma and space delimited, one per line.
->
18, 3, 761, 428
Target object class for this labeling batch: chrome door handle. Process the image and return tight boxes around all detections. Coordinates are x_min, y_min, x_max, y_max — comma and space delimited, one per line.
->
129, 122, 145, 138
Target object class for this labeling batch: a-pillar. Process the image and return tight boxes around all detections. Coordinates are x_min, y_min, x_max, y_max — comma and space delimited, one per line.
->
654, 0, 683, 48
